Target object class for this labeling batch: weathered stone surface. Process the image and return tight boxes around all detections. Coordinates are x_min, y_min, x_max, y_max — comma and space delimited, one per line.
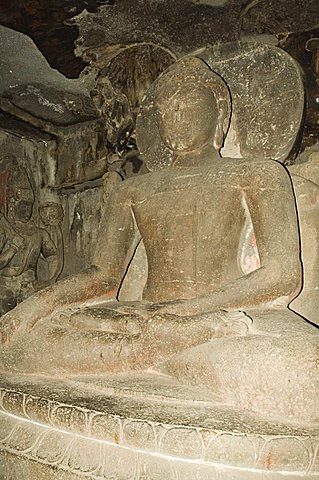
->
1, 0, 318, 151
205, 433, 256, 467
0, 155, 64, 315
72, 0, 319, 65
0, 0, 90, 78
239, 0, 319, 37
0, 25, 95, 127
289, 150, 319, 325
192, 0, 230, 5
0, 374, 318, 478
0, 26, 115, 313
199, 41, 304, 163
281, 27, 319, 151
137, 43, 304, 170
0, 26, 107, 187
59, 178, 106, 275
0, 111, 107, 311
96, 44, 176, 107
73, 0, 240, 61
1, 0, 319, 78
1, 51, 318, 480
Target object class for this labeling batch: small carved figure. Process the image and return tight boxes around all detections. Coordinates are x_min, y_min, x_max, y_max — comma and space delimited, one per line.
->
0, 163, 58, 314
37, 202, 64, 288
0, 212, 25, 314
0, 58, 318, 425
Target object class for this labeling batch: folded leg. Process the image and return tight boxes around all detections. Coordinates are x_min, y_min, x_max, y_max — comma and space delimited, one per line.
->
0, 303, 251, 375
157, 308, 319, 424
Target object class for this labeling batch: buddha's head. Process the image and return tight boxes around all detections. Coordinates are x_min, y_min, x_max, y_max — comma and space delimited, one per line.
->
155, 58, 231, 154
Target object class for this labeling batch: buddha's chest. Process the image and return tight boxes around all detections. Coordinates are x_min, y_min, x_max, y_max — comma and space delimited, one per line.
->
133, 179, 244, 248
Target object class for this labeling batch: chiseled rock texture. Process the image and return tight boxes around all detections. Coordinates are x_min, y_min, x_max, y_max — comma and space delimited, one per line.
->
0, 374, 318, 479
0, 25, 109, 284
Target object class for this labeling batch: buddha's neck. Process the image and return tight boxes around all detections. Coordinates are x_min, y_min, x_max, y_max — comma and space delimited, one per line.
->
172, 144, 222, 168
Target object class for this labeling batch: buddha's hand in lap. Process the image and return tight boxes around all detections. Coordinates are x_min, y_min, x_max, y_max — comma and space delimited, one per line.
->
143, 302, 252, 339
142, 297, 228, 317
193, 310, 253, 338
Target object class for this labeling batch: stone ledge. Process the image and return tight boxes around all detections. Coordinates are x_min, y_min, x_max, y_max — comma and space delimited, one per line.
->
0, 373, 318, 478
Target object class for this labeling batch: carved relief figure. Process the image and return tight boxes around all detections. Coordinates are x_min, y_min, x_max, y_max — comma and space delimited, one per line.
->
0, 211, 25, 314
0, 160, 61, 314
37, 202, 64, 288
0, 58, 318, 425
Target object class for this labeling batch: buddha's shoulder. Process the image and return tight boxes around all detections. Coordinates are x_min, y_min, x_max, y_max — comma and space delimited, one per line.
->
109, 171, 167, 199
112, 160, 290, 196
222, 158, 291, 185
222, 158, 286, 173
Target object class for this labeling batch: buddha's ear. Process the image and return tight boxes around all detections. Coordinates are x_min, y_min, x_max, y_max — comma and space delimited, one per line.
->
213, 104, 226, 150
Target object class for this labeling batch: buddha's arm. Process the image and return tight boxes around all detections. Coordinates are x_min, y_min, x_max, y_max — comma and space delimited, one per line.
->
160, 162, 302, 316
0, 183, 141, 343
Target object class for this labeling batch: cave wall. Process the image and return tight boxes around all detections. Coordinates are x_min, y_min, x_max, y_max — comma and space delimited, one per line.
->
0, 0, 318, 314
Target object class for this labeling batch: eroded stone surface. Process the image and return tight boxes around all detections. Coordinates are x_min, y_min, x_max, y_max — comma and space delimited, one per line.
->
199, 41, 304, 163
0, 26, 112, 313
72, 0, 240, 63
0, 374, 318, 478
1, 50, 318, 480
137, 43, 304, 169
0, 26, 95, 126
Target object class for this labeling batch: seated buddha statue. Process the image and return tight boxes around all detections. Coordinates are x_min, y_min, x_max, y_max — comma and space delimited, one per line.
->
0, 58, 318, 425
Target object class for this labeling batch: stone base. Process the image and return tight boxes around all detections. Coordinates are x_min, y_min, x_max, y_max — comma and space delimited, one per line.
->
0, 373, 318, 479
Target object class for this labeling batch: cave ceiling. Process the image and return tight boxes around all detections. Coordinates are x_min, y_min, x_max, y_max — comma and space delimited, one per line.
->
0, 0, 318, 77
0, 0, 319, 149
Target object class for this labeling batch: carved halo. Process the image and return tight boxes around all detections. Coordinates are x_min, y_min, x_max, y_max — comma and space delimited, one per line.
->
137, 43, 305, 170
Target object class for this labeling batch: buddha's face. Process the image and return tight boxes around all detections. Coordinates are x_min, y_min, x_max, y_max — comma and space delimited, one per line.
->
157, 85, 217, 153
